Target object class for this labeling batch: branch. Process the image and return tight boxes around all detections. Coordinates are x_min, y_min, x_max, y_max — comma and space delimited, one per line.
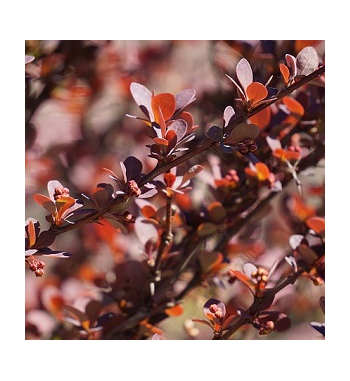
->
138, 65, 325, 188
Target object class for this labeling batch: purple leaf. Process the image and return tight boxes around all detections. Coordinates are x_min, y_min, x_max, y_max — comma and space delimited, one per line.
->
174, 89, 196, 114
224, 123, 260, 145
38, 248, 72, 258
85, 300, 103, 326
92, 183, 114, 207
124, 156, 143, 183
130, 82, 153, 120
207, 125, 223, 141
34, 230, 56, 248
236, 58, 253, 92
296, 47, 319, 76
223, 106, 235, 128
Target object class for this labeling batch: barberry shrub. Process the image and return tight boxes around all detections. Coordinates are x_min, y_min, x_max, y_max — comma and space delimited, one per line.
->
25, 40, 325, 340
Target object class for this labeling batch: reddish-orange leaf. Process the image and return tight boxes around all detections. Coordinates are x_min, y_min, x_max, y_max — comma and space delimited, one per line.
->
306, 216, 325, 234
165, 304, 184, 317
27, 220, 36, 248
151, 93, 176, 121
246, 82, 268, 105
283, 96, 304, 117
141, 205, 157, 219
56, 196, 76, 214
164, 172, 176, 188
33, 194, 56, 215
229, 270, 254, 291
279, 63, 290, 85
249, 107, 271, 129
255, 162, 270, 181
273, 148, 301, 161
165, 129, 177, 142
177, 111, 194, 128
153, 137, 169, 146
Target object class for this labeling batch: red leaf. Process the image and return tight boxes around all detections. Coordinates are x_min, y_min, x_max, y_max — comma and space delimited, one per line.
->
246, 82, 268, 105
152, 93, 176, 122
306, 216, 325, 235
249, 107, 271, 129
279, 63, 290, 85
33, 194, 56, 215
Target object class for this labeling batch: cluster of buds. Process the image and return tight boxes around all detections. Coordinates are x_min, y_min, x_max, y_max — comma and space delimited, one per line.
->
125, 180, 142, 197
251, 267, 269, 296
26, 256, 45, 277
209, 303, 225, 320
53, 186, 70, 200
236, 139, 258, 155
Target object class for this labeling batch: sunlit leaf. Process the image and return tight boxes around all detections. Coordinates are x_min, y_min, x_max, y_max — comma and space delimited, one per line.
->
130, 82, 153, 120
289, 234, 305, 250
279, 63, 290, 85
152, 93, 176, 121
223, 106, 235, 127
296, 46, 319, 76
246, 82, 268, 105
25, 55, 35, 64
236, 58, 253, 92
174, 89, 196, 114
167, 119, 187, 142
